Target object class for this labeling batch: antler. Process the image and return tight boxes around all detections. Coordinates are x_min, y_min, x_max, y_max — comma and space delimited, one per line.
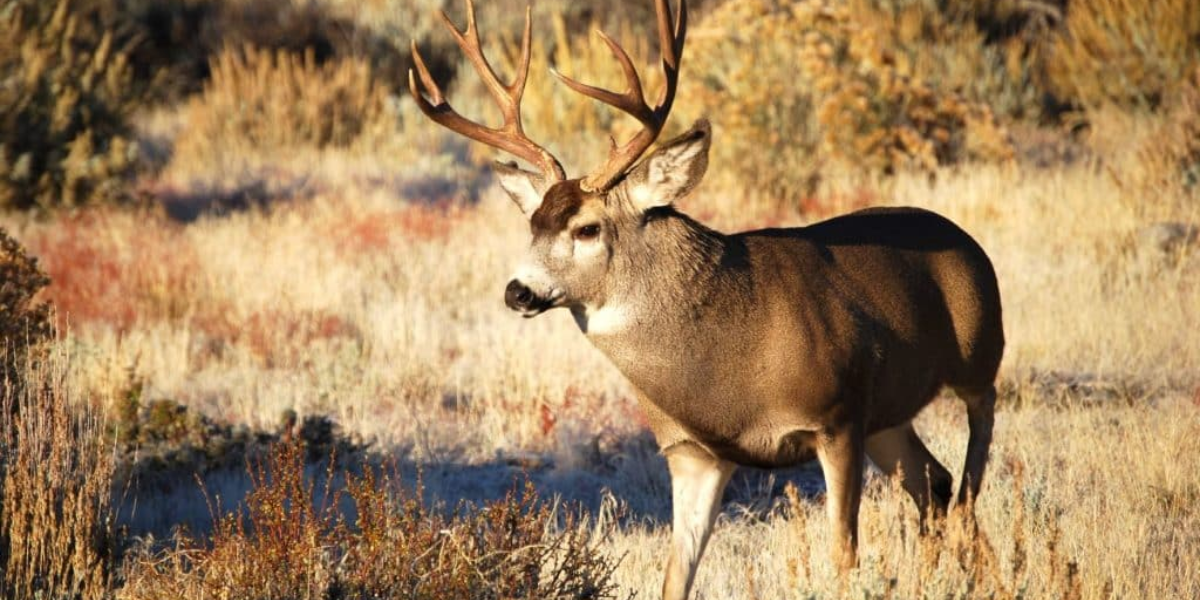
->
555, 0, 688, 192
409, 1, 566, 183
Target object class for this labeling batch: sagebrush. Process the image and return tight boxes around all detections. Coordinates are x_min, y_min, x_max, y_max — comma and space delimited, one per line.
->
0, 0, 140, 210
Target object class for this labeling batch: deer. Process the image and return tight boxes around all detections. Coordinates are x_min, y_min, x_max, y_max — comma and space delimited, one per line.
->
409, 1, 1004, 598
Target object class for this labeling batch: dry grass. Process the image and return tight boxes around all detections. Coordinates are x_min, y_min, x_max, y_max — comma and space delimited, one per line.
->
0, 346, 117, 600
5, 118, 1198, 595
119, 437, 624, 600
0, 0, 1198, 598
168, 44, 397, 184
607, 397, 1200, 598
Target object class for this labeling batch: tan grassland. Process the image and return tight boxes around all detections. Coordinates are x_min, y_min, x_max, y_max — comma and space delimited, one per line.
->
2, 0, 1199, 597
6, 113, 1200, 596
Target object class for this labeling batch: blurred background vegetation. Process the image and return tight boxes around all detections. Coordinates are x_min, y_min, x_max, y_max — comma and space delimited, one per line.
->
0, 0, 1196, 212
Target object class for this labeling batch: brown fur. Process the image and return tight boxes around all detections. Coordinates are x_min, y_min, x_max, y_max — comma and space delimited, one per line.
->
592, 207, 1003, 463
530, 180, 585, 236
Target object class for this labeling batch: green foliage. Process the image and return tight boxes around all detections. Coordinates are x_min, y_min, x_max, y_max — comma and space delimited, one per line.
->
0, 0, 142, 211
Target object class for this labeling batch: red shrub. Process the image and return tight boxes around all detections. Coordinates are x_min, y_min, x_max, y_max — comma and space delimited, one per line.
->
25, 209, 199, 333
192, 308, 360, 366
328, 204, 464, 256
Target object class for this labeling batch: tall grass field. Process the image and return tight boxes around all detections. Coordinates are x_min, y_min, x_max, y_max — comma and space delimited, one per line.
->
1, 0, 1197, 598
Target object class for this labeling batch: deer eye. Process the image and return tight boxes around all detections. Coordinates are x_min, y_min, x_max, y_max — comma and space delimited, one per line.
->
573, 224, 601, 240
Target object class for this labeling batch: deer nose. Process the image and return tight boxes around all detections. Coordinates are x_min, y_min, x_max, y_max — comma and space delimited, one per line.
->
505, 279, 535, 311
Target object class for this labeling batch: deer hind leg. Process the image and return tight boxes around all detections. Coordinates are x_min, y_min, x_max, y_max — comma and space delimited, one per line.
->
866, 422, 953, 528
815, 423, 865, 575
661, 443, 735, 600
954, 384, 997, 514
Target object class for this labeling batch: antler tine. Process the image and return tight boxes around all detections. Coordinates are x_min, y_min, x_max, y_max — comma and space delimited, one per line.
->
409, 1, 566, 182
553, 33, 654, 126
555, 0, 688, 192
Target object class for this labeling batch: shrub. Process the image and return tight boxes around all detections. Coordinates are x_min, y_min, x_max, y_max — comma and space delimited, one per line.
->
1124, 65, 1200, 205
679, 0, 1014, 204
678, 0, 825, 201
1164, 67, 1200, 191
2, 230, 114, 600
480, 12, 660, 175
170, 45, 397, 171
0, 0, 141, 210
336, 470, 620, 600
794, 0, 1014, 174
125, 0, 416, 102
120, 438, 625, 600
1044, 0, 1200, 109
450, 2, 783, 178
0, 229, 52, 405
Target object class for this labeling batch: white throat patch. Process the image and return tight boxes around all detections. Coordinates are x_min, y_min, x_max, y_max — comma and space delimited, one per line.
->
575, 303, 632, 336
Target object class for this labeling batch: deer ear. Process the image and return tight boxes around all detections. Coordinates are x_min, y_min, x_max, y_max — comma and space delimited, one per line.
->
494, 161, 552, 216
623, 119, 711, 213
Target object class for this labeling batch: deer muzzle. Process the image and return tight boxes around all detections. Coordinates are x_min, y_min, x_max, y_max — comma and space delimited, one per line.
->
504, 279, 558, 317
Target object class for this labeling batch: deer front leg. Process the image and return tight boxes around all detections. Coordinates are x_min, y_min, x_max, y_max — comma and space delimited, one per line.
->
661, 443, 735, 600
816, 422, 865, 574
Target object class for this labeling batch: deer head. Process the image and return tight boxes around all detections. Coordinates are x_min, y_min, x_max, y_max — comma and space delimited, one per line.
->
409, 0, 704, 322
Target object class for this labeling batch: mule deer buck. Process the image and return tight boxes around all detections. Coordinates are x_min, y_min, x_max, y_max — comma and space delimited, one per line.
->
410, 1, 1004, 598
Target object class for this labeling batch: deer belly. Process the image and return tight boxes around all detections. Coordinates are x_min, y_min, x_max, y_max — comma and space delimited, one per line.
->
698, 427, 819, 468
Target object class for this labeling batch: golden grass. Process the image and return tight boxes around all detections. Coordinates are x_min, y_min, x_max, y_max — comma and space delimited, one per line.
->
0, 1, 1198, 597
168, 44, 397, 183
1, 346, 116, 600
5, 111, 1199, 594
118, 439, 624, 600
6, 102, 1199, 450
607, 397, 1200, 598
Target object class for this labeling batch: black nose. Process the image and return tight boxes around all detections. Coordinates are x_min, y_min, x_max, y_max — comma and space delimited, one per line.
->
505, 279, 535, 310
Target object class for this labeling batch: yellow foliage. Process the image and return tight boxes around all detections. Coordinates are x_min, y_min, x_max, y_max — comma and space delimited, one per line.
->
678, 0, 824, 201
675, 0, 1015, 205
485, 12, 658, 175
172, 45, 396, 170
1046, 0, 1200, 109
793, 0, 1014, 174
